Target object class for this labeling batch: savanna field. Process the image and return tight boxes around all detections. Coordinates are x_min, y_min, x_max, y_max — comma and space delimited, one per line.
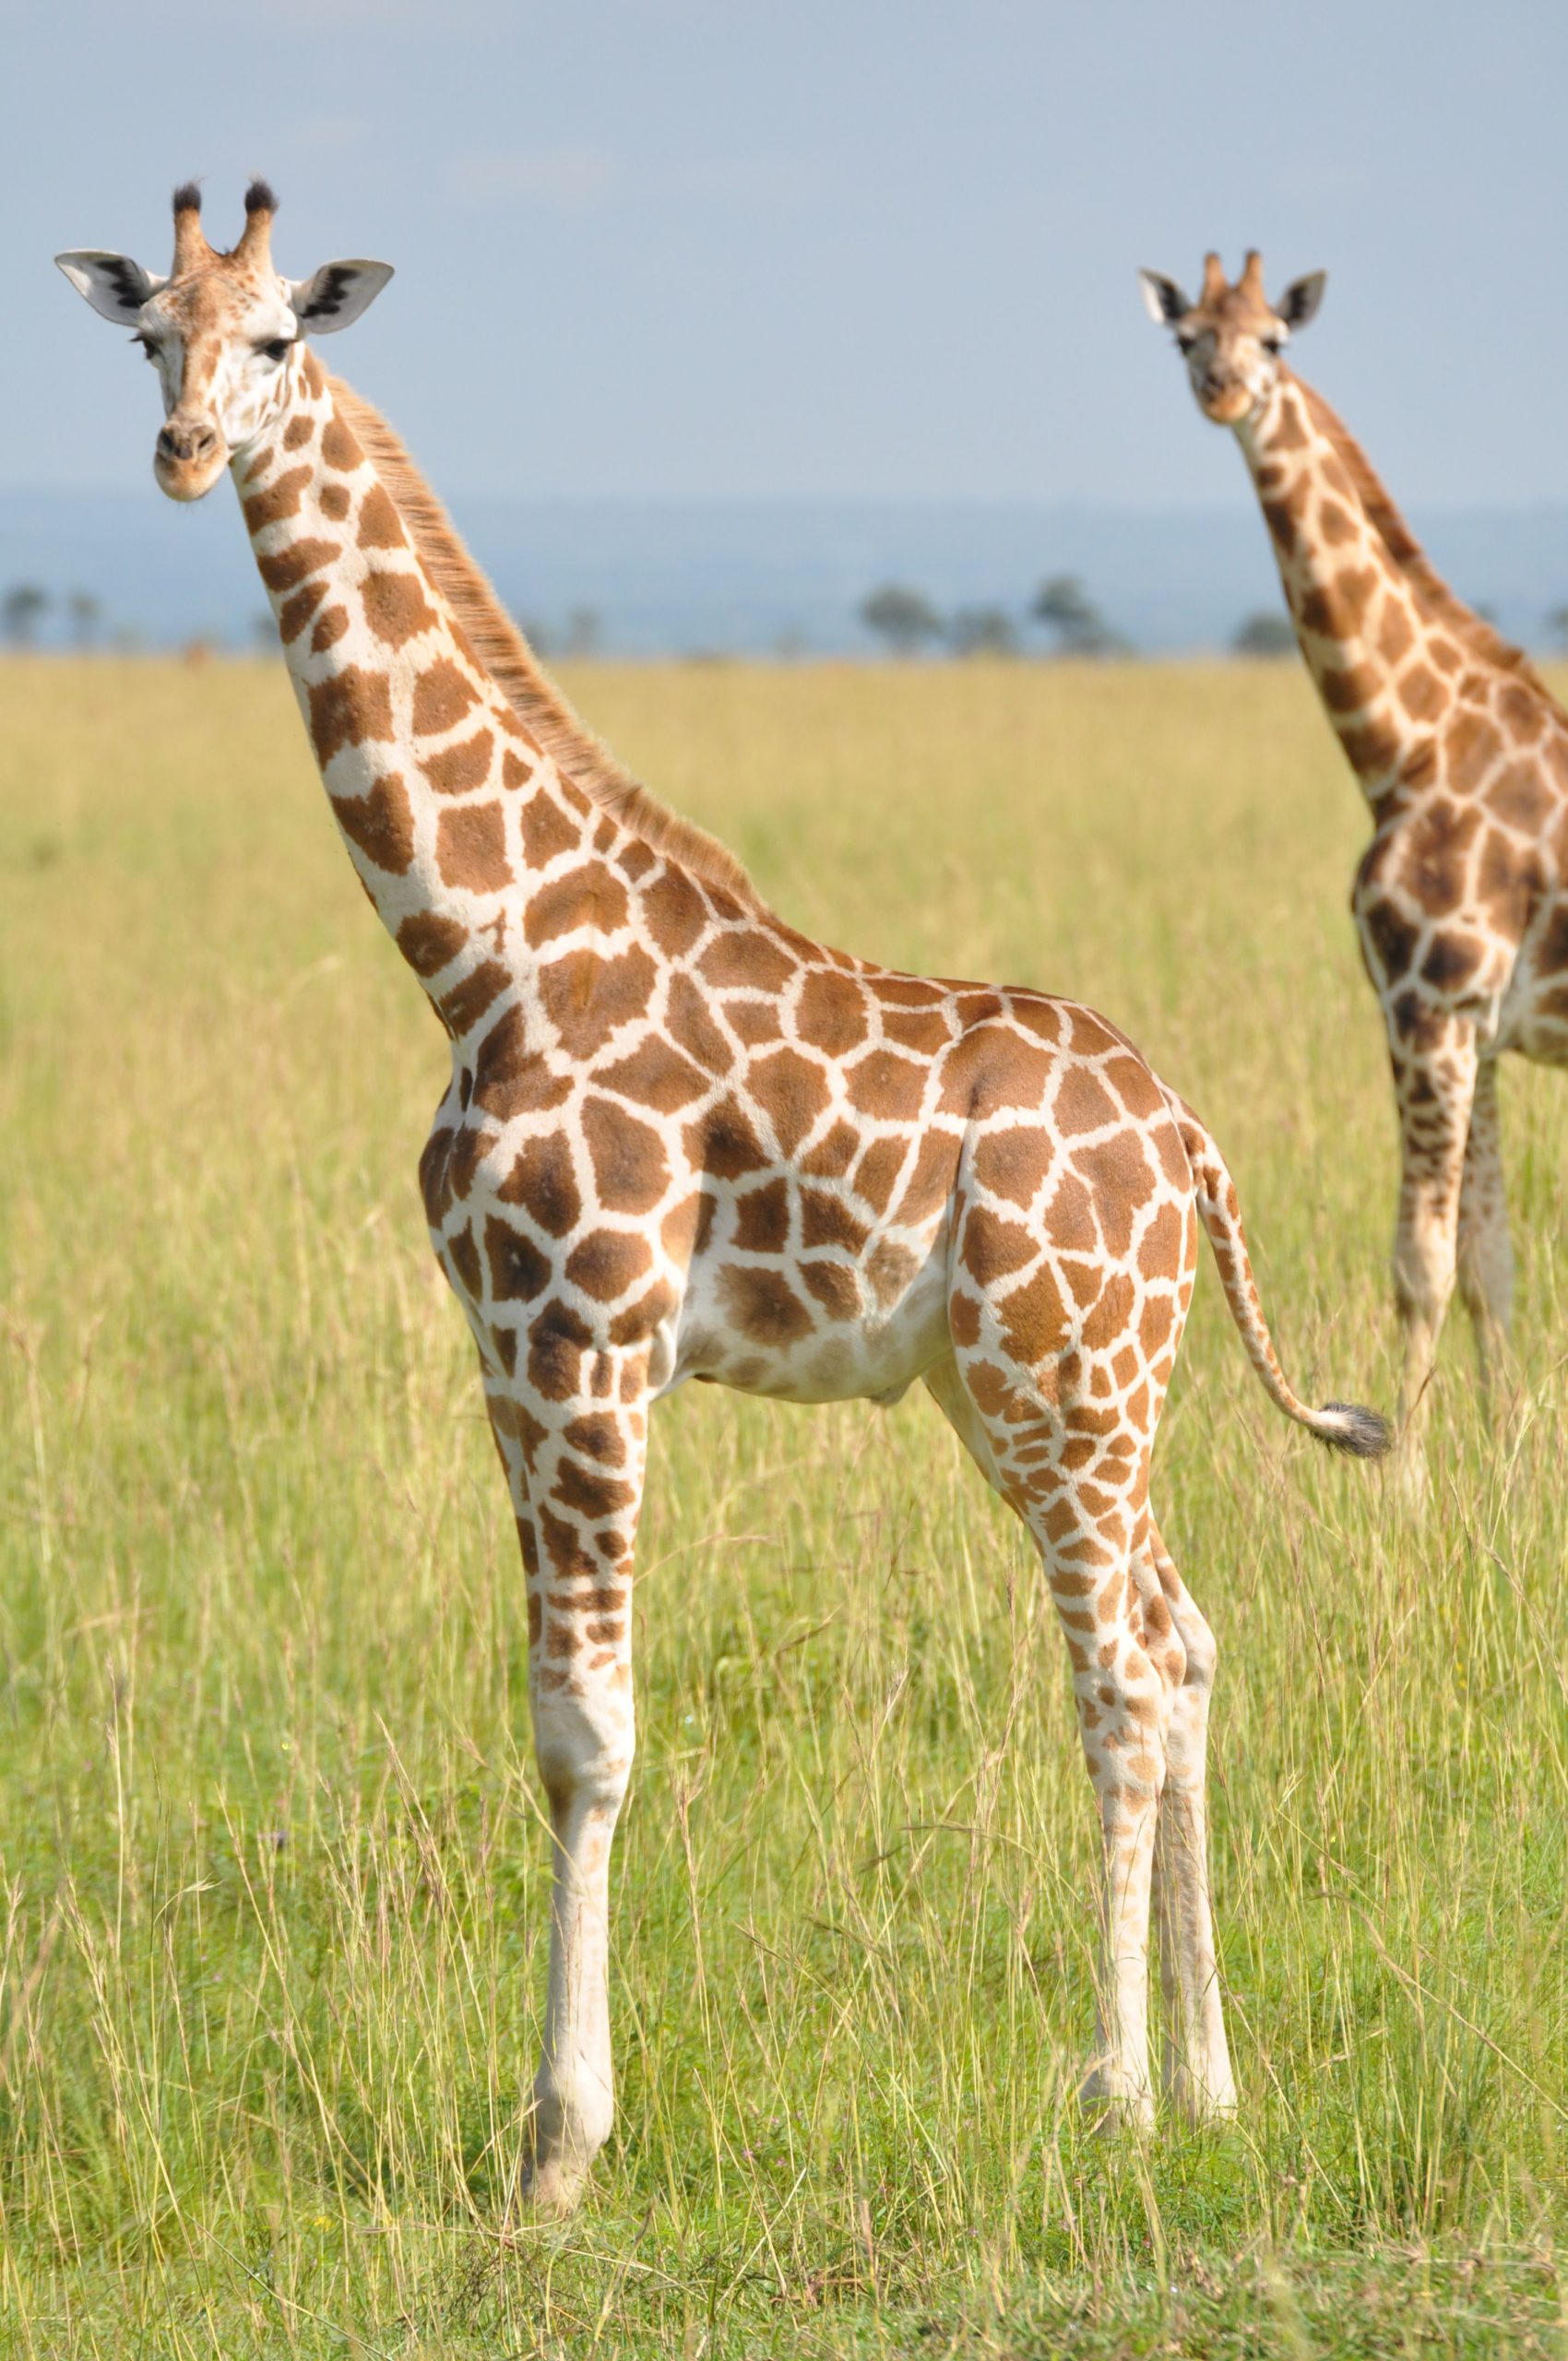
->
6, 653, 1568, 2358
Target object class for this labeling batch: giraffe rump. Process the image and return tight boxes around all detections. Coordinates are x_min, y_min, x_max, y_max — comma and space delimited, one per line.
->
327, 375, 767, 915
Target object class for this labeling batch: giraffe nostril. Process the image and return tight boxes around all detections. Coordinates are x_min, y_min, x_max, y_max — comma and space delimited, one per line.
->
159, 420, 220, 465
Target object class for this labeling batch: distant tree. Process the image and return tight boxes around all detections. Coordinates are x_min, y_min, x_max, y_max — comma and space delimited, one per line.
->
65, 590, 101, 649
564, 606, 601, 658
948, 603, 1020, 658
517, 615, 554, 657
860, 582, 944, 657
1031, 574, 1127, 657
1545, 604, 1568, 653
1231, 609, 1298, 658
252, 611, 279, 655
2, 585, 49, 647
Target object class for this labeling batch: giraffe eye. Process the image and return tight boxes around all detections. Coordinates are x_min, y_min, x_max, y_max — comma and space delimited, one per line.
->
1175, 333, 1196, 354
1261, 335, 1284, 356
259, 338, 293, 365
134, 335, 160, 362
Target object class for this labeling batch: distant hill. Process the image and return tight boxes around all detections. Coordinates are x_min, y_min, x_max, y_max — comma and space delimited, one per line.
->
5, 484, 1568, 658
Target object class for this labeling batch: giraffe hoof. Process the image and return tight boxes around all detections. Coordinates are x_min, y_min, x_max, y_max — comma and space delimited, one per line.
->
518, 2151, 591, 2218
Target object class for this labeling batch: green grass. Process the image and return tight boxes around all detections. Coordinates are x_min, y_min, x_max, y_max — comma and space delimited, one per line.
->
4, 652, 1568, 2355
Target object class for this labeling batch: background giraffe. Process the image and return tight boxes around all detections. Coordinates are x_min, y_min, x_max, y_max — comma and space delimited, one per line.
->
58, 184, 1388, 2213
1141, 251, 1568, 1479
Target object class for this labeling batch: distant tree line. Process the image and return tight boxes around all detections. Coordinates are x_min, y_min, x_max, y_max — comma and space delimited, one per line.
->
1, 586, 107, 648
13, 574, 1568, 663
1230, 610, 1297, 658
859, 575, 1131, 659
861, 585, 1568, 663
858, 577, 1300, 661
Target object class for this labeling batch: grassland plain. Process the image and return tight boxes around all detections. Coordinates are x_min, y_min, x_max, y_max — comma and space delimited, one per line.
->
3, 654, 1568, 2358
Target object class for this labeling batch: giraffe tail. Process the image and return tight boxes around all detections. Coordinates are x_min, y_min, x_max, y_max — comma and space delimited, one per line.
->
1164, 1090, 1392, 1459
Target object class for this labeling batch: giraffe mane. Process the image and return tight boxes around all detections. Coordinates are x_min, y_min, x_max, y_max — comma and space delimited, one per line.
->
1287, 369, 1553, 695
327, 374, 767, 913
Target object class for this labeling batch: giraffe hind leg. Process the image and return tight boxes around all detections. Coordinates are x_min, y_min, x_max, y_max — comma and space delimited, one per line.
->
1142, 1516, 1236, 2122
924, 1350, 1177, 2129
1455, 1058, 1516, 1418
1389, 1014, 1478, 1493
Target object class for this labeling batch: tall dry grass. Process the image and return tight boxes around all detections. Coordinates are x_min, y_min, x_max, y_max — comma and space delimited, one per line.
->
2, 656, 1567, 2354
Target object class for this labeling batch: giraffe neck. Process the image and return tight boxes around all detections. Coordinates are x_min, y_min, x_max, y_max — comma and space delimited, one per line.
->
1237, 371, 1473, 803
232, 350, 612, 1036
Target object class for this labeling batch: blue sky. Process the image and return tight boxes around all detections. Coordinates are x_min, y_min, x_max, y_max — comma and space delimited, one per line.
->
13, 0, 1568, 508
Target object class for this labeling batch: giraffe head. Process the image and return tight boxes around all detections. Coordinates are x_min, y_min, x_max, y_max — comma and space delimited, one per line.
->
56, 182, 393, 503
1138, 251, 1325, 427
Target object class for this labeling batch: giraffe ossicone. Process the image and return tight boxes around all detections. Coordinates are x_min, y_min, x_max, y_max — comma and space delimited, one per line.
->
59, 185, 1390, 2210
1143, 251, 1566, 1485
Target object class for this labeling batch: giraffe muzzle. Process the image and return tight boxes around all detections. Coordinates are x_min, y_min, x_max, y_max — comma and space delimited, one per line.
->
153, 413, 228, 500
154, 415, 226, 501
1199, 379, 1255, 427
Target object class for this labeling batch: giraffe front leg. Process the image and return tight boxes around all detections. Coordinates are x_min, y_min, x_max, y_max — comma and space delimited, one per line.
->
528, 1655, 634, 2215
485, 1350, 647, 2217
1143, 1523, 1235, 2124
1455, 1058, 1516, 1421
1388, 1014, 1477, 1496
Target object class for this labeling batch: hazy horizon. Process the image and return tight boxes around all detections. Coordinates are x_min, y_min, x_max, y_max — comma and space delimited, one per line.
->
12, 0, 1568, 516
7, 482, 1568, 659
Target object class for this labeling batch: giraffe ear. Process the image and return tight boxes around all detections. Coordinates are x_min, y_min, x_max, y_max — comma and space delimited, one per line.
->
1277, 271, 1326, 331
288, 259, 395, 335
1138, 269, 1192, 327
55, 250, 167, 324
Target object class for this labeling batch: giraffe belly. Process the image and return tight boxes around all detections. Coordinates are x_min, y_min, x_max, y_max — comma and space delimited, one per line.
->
662, 1216, 954, 1407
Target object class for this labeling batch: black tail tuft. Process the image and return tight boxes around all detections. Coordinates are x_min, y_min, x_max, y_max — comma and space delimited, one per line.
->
1317, 1401, 1394, 1460
172, 180, 202, 217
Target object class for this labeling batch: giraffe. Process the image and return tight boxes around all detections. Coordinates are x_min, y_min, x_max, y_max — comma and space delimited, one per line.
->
59, 184, 1390, 2212
1140, 250, 1568, 1479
